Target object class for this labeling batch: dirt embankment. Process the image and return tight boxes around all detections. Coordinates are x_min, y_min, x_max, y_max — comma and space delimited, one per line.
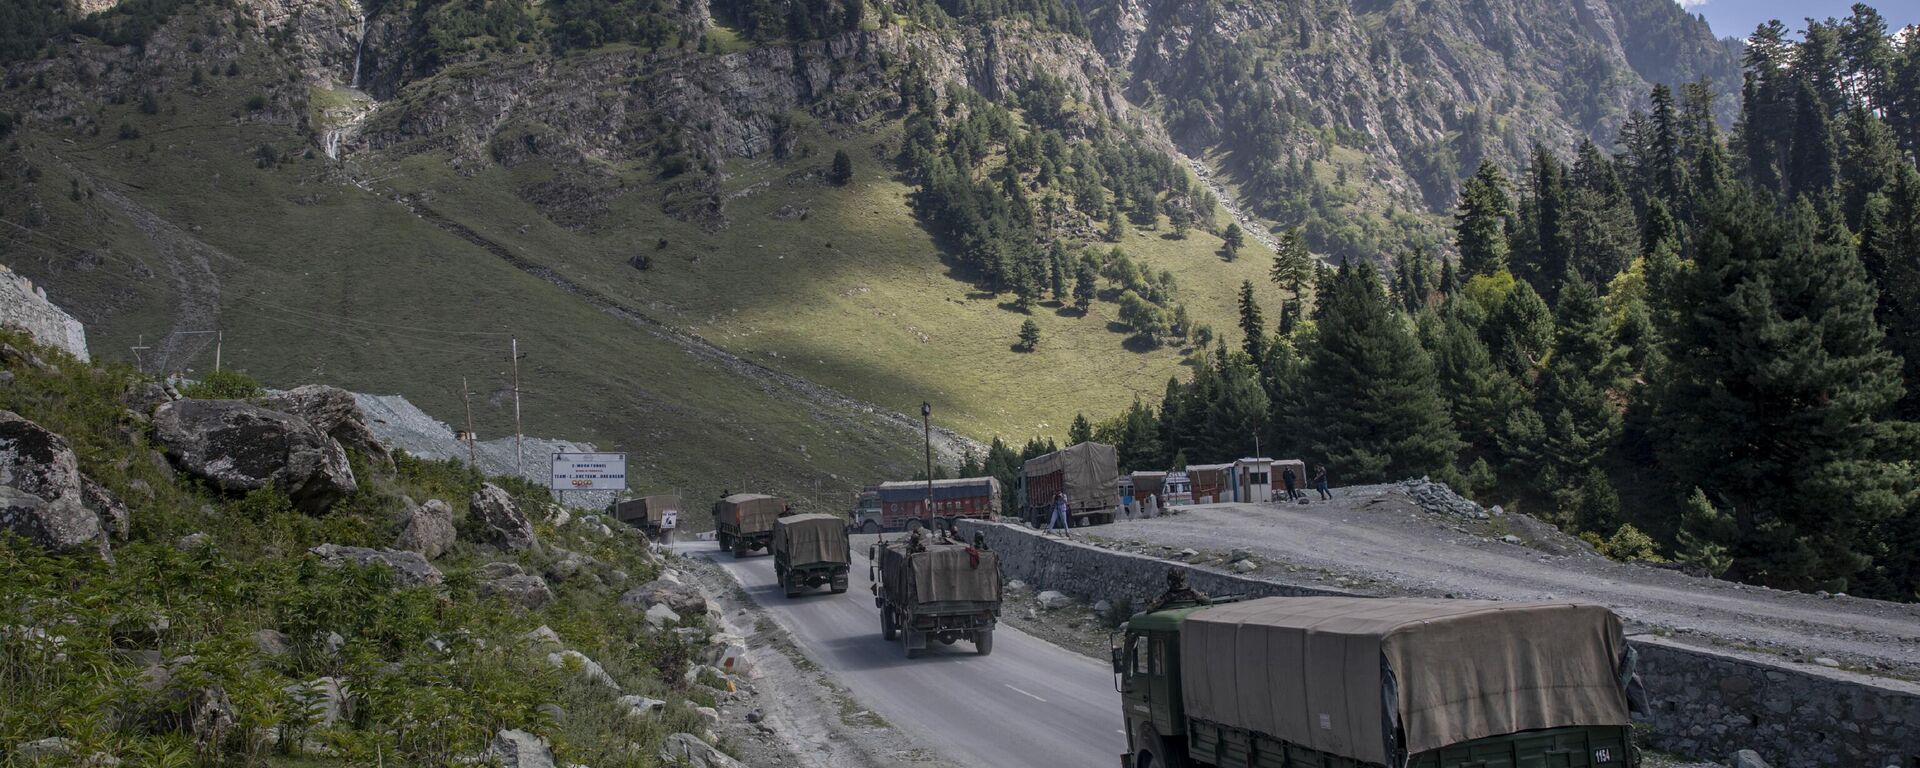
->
1084, 483, 1920, 681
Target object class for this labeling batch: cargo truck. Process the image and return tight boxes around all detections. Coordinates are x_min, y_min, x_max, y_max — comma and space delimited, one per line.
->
613, 494, 681, 541
1113, 586, 1642, 768
713, 493, 783, 557
772, 513, 851, 597
850, 477, 1002, 534
871, 538, 1002, 657
1021, 441, 1121, 527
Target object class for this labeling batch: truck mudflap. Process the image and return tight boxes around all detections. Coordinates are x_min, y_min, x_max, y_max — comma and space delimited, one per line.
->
1117, 753, 1134, 768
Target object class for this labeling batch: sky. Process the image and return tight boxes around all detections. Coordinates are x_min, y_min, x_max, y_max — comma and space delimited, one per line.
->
1676, 0, 1920, 40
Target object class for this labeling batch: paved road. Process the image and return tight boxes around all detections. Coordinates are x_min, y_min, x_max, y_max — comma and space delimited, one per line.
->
676, 535, 1126, 768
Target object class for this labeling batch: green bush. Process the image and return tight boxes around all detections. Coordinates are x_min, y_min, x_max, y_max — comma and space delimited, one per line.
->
179, 368, 263, 399
1601, 523, 1663, 563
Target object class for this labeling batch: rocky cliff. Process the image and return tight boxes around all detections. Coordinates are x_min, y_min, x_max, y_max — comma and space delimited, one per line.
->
0, 264, 88, 362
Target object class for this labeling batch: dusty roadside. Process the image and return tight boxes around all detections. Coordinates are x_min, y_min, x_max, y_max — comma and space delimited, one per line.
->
669, 548, 960, 768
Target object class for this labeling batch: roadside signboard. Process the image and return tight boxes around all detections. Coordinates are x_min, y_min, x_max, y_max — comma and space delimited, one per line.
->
659, 510, 679, 530
551, 452, 627, 491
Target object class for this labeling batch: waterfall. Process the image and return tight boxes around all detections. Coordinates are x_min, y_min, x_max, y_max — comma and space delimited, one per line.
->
324, 129, 342, 161
350, 13, 367, 89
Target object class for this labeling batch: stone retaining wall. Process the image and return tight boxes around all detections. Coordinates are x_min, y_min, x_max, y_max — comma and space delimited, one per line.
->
0, 264, 88, 362
959, 520, 1919, 768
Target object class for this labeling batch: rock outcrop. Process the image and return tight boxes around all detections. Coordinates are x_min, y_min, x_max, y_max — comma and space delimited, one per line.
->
488, 729, 558, 768
0, 264, 88, 362
153, 400, 357, 514
265, 385, 391, 465
659, 732, 746, 768
394, 498, 455, 559
467, 482, 535, 551
309, 543, 445, 588
619, 578, 708, 616
0, 410, 122, 554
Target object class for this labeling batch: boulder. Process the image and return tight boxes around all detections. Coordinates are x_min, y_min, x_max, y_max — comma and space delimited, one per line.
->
120, 380, 174, 416
524, 625, 564, 647
469, 483, 535, 551
546, 650, 617, 688
1230, 559, 1258, 573
543, 549, 599, 583
644, 604, 682, 628
395, 499, 455, 560
478, 561, 528, 580
285, 677, 349, 728
265, 385, 391, 465
252, 629, 291, 658
152, 399, 355, 514
658, 733, 745, 768
0, 410, 118, 552
13, 737, 74, 761
1036, 590, 1072, 610
490, 729, 558, 768
618, 695, 666, 718
0, 487, 103, 555
310, 544, 445, 588
481, 574, 554, 610
619, 579, 708, 616
1732, 750, 1772, 768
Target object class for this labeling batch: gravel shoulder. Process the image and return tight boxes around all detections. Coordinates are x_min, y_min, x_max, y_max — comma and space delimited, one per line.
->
1084, 485, 1920, 681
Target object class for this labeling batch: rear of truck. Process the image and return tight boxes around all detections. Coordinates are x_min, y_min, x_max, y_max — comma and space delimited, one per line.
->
713, 493, 783, 557
1115, 596, 1639, 768
1022, 442, 1121, 527
872, 541, 1002, 657
772, 513, 851, 597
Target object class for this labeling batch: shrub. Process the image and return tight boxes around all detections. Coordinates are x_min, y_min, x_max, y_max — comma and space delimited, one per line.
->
1602, 523, 1662, 562
180, 368, 263, 399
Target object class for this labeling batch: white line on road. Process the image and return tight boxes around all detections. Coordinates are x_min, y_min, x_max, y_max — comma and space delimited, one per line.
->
1005, 684, 1048, 703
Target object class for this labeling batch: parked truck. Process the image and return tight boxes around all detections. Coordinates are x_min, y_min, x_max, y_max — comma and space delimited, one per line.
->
1020, 441, 1120, 527
850, 477, 1002, 534
871, 538, 1002, 657
613, 494, 681, 541
1113, 587, 1642, 768
713, 493, 783, 557
772, 513, 850, 597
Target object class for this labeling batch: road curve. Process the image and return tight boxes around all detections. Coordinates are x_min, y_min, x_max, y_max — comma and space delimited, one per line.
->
675, 535, 1125, 768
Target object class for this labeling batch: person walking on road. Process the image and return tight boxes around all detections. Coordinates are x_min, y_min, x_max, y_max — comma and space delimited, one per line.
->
1313, 465, 1331, 500
1281, 465, 1299, 501
1047, 491, 1072, 536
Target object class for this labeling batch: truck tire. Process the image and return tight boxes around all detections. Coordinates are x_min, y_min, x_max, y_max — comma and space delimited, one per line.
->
717, 532, 731, 551
881, 609, 898, 641
830, 571, 849, 594
731, 537, 748, 558
974, 629, 993, 656
861, 520, 881, 535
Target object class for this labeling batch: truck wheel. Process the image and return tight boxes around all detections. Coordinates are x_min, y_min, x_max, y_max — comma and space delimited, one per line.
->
881, 609, 897, 641
731, 538, 748, 557
717, 532, 731, 551
974, 629, 993, 656
861, 520, 881, 535
830, 573, 848, 594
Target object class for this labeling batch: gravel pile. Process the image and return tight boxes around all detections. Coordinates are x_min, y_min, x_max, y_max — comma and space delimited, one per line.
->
1399, 478, 1488, 520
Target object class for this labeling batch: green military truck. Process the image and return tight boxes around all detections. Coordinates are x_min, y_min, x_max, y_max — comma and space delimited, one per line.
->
872, 539, 1002, 657
772, 513, 851, 597
713, 493, 783, 557
1114, 590, 1640, 768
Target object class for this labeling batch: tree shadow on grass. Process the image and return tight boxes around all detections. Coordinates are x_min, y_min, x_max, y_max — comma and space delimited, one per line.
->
1121, 334, 1164, 353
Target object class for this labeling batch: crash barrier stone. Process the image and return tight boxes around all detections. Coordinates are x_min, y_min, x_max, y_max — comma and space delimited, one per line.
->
957, 520, 1920, 768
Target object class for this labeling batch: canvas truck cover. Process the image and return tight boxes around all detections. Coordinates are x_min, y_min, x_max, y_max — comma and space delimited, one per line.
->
1024, 442, 1121, 510
616, 494, 681, 526
878, 542, 1002, 605
1178, 597, 1629, 766
772, 513, 850, 566
714, 493, 783, 533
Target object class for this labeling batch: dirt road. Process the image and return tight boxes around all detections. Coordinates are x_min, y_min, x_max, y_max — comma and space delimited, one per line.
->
1091, 487, 1920, 679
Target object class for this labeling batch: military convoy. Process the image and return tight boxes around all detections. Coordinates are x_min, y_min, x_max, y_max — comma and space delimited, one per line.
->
871, 537, 1003, 657
712, 493, 784, 557
1113, 583, 1643, 768
772, 513, 851, 597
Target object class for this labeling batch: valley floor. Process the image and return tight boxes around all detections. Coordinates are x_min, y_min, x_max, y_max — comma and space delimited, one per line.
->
1083, 488, 1920, 681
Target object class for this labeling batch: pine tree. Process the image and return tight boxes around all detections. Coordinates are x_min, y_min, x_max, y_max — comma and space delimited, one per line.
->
1655, 192, 1909, 593
1294, 263, 1460, 481
1068, 412, 1093, 445
1017, 318, 1040, 351
1222, 222, 1245, 259
1786, 78, 1839, 203
1204, 356, 1270, 461
1455, 160, 1513, 276
830, 149, 854, 185
1523, 278, 1625, 501
1563, 141, 1639, 287
1237, 280, 1266, 365
1072, 260, 1097, 311
1486, 279, 1552, 377
1427, 305, 1524, 457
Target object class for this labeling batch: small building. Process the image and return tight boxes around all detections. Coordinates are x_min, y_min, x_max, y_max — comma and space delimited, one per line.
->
1128, 471, 1168, 505
1234, 457, 1275, 503
1185, 463, 1233, 504
1272, 459, 1309, 496
1161, 471, 1193, 507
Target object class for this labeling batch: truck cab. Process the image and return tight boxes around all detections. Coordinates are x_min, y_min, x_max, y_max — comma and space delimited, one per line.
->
1113, 606, 1208, 768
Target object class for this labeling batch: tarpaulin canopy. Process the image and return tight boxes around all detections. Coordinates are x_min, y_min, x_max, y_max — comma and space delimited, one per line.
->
874, 477, 1002, 508
1024, 442, 1120, 510
714, 493, 783, 533
615, 494, 680, 525
879, 542, 1001, 605
773, 513, 850, 566
1178, 597, 1630, 765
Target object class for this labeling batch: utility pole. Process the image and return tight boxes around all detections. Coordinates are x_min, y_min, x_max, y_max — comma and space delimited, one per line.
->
213, 331, 223, 371
921, 402, 933, 525
130, 334, 150, 373
461, 376, 478, 469
510, 336, 525, 477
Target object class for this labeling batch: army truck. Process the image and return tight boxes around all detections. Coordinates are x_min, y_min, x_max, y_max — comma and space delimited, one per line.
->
1114, 590, 1641, 768
871, 539, 1002, 657
772, 513, 851, 597
613, 494, 681, 541
1020, 441, 1121, 527
713, 493, 783, 557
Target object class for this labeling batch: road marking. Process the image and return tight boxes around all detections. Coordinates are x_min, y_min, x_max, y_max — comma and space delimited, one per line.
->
1004, 684, 1047, 703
